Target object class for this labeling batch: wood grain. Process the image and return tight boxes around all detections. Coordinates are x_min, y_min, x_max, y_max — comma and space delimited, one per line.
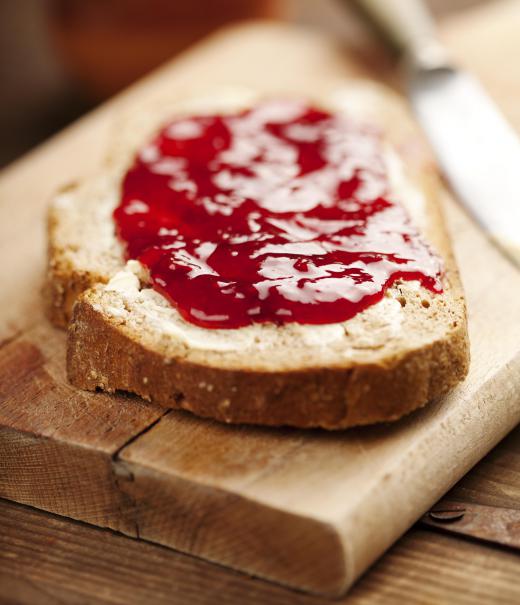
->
1, 0, 520, 598
447, 425, 520, 511
0, 323, 164, 533
1, 498, 519, 605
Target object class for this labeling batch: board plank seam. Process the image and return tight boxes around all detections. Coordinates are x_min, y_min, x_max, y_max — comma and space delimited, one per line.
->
112, 408, 171, 460
110, 408, 171, 539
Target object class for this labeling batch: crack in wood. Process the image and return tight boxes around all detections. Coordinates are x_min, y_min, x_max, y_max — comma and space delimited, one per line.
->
111, 459, 140, 539
112, 408, 172, 460
110, 408, 172, 540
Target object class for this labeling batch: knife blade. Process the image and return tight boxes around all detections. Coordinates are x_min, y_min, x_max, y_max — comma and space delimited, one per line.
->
410, 65, 520, 267
351, 0, 520, 268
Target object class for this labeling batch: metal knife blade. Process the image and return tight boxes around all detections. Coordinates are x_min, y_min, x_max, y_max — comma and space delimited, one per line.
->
351, 0, 520, 268
410, 67, 520, 267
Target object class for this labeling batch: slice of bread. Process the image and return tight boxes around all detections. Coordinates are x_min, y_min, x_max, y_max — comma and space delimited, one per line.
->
46, 83, 470, 429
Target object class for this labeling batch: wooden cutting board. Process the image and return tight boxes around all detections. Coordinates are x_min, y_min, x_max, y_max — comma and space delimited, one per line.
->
1, 0, 520, 597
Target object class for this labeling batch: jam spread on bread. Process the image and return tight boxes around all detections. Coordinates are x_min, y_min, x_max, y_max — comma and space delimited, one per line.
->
115, 101, 443, 329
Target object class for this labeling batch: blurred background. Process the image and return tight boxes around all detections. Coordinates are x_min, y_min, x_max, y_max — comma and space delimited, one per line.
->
0, 0, 490, 168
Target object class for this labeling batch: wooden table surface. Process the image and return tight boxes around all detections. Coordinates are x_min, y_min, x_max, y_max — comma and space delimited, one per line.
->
2, 1, 520, 603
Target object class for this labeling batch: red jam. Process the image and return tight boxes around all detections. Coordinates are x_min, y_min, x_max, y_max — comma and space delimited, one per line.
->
114, 100, 442, 329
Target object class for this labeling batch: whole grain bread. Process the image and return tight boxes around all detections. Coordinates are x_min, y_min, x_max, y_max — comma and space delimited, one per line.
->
46, 83, 470, 429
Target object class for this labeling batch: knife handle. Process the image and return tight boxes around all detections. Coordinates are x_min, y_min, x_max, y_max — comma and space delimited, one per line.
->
352, 0, 451, 71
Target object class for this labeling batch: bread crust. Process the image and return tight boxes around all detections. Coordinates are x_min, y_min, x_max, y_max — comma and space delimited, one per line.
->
47, 83, 470, 428
67, 294, 468, 428
43, 178, 124, 327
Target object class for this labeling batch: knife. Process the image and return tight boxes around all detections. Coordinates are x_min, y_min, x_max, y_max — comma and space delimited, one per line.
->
421, 499, 520, 550
349, 0, 520, 268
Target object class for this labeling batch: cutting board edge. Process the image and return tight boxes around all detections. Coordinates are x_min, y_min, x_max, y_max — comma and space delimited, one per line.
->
334, 346, 520, 582
112, 454, 354, 596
